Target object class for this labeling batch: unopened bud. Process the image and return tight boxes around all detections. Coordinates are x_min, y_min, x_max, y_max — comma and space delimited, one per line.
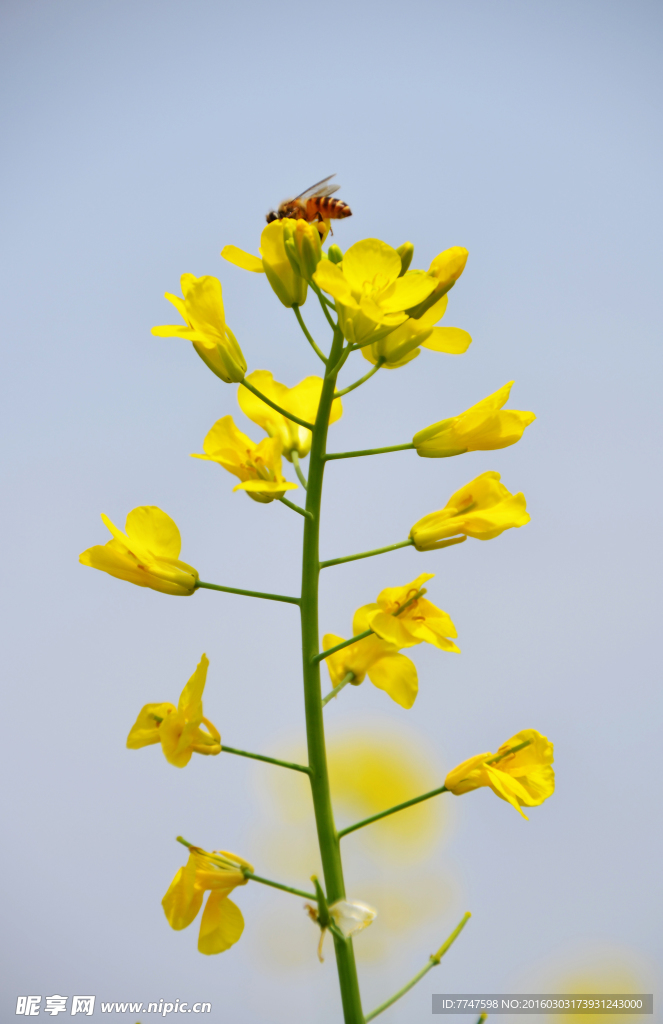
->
283, 220, 323, 279
396, 242, 414, 276
407, 246, 469, 319
327, 244, 344, 264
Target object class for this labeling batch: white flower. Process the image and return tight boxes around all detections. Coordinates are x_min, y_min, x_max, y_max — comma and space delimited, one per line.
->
329, 899, 377, 937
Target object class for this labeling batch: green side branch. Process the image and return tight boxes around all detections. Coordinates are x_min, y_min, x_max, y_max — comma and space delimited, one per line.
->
243, 871, 317, 901
325, 443, 415, 461
321, 671, 355, 707
240, 378, 314, 430
310, 281, 339, 332
291, 450, 308, 489
338, 785, 448, 839
278, 496, 313, 518
312, 629, 374, 665
221, 745, 310, 775
195, 580, 300, 605
327, 343, 354, 379
293, 305, 328, 364
364, 913, 472, 1022
334, 358, 384, 399
320, 538, 414, 569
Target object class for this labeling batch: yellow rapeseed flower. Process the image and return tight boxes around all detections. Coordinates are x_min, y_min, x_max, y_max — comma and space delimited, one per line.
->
410, 472, 530, 549
238, 370, 342, 461
162, 845, 253, 955
444, 729, 554, 819
313, 238, 438, 346
323, 617, 419, 709
151, 274, 247, 383
127, 654, 221, 767
361, 292, 472, 369
191, 415, 297, 503
221, 220, 308, 307
359, 572, 460, 653
79, 506, 198, 596
413, 382, 536, 457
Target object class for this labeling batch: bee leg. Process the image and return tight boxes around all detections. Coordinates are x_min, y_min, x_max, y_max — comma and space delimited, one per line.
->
317, 213, 334, 237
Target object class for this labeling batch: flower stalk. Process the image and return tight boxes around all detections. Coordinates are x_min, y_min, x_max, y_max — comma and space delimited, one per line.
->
338, 784, 448, 839
220, 745, 311, 775
299, 323, 365, 1022
195, 580, 301, 605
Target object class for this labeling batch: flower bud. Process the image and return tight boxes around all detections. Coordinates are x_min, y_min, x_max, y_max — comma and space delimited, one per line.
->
396, 241, 414, 275
327, 244, 344, 264
260, 220, 308, 307
407, 246, 469, 319
283, 219, 323, 280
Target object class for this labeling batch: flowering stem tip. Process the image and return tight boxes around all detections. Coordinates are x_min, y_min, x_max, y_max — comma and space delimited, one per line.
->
87, 213, 546, 1020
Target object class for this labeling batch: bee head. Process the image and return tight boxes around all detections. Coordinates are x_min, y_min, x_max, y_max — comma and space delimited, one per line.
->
265, 210, 278, 223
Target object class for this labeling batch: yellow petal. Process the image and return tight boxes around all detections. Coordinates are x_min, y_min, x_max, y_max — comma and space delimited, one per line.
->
313, 259, 357, 306
201, 415, 257, 458
366, 609, 419, 648
178, 654, 209, 713
79, 544, 148, 588
126, 702, 175, 748
421, 327, 472, 354
162, 862, 204, 931
379, 272, 437, 313
342, 239, 401, 292
159, 711, 195, 767
484, 764, 532, 818
125, 506, 182, 560
233, 479, 297, 492
367, 653, 418, 709
220, 245, 264, 273
197, 893, 244, 955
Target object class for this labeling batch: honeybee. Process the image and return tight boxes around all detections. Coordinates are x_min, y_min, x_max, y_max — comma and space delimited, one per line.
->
266, 175, 352, 231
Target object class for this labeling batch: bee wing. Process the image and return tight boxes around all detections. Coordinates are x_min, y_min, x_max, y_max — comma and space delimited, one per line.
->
294, 175, 341, 202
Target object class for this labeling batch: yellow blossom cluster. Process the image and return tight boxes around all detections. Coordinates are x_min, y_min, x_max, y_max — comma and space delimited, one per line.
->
78, 205, 555, 974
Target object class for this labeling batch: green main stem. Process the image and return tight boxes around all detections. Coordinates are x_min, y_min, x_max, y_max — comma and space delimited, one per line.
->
300, 324, 364, 1024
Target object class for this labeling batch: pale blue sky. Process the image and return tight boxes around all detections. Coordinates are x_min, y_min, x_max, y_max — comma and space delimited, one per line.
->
1, 1, 661, 1021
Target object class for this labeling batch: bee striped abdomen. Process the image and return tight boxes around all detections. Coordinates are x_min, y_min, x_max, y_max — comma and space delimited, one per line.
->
306, 196, 352, 220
